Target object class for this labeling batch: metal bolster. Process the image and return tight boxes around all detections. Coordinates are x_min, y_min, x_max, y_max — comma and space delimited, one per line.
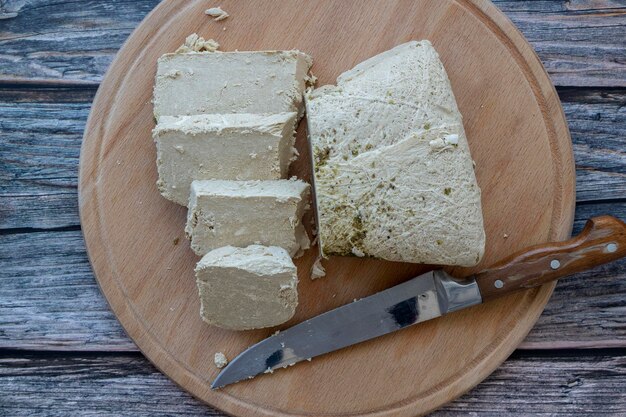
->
433, 270, 483, 314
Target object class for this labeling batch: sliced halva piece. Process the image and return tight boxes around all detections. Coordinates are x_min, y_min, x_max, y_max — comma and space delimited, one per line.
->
196, 245, 298, 330
185, 179, 310, 257
154, 49, 312, 120
153, 112, 297, 206
305, 40, 485, 266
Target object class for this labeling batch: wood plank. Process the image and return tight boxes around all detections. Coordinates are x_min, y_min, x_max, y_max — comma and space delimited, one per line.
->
0, 0, 159, 83
1, 201, 625, 352
493, 1, 626, 87
1, 87, 624, 230
436, 350, 626, 416
562, 89, 626, 203
0, 88, 93, 229
0, 351, 624, 416
0, 230, 135, 351
0, 0, 623, 86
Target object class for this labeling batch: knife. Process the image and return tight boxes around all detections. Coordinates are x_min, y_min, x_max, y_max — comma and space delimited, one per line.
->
212, 216, 626, 389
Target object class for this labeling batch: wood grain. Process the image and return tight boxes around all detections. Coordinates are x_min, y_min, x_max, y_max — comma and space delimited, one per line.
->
78, 1, 575, 416
0, 88, 92, 229
493, 0, 626, 86
476, 216, 626, 301
0, 0, 624, 86
563, 88, 626, 202
1, 351, 625, 416
0, 230, 133, 352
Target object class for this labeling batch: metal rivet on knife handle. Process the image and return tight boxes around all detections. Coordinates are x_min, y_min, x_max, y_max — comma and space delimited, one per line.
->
474, 216, 626, 302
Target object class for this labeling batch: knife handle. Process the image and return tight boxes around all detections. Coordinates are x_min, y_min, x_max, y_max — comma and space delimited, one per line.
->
475, 216, 626, 302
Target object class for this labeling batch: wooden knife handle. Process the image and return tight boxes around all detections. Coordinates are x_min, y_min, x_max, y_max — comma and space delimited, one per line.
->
475, 216, 626, 302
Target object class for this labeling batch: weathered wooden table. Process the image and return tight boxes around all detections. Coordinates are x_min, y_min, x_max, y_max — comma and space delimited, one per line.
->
0, 1, 624, 415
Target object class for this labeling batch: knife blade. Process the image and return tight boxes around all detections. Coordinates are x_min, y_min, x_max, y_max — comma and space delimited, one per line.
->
212, 216, 626, 389
212, 269, 480, 388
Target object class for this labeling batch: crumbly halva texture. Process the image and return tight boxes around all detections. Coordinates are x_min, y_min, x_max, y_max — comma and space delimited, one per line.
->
154, 48, 312, 121
205, 7, 229, 21
185, 179, 311, 257
305, 40, 485, 266
175, 33, 220, 54
214, 352, 228, 369
310, 257, 326, 279
196, 245, 298, 330
153, 113, 298, 206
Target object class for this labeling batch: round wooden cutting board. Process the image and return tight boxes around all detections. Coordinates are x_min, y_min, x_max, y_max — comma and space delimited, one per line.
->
79, 1, 575, 416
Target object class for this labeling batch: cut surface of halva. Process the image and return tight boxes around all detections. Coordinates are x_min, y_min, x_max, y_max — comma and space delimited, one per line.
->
153, 113, 297, 206
154, 49, 312, 121
196, 245, 298, 330
305, 40, 485, 266
185, 179, 310, 257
